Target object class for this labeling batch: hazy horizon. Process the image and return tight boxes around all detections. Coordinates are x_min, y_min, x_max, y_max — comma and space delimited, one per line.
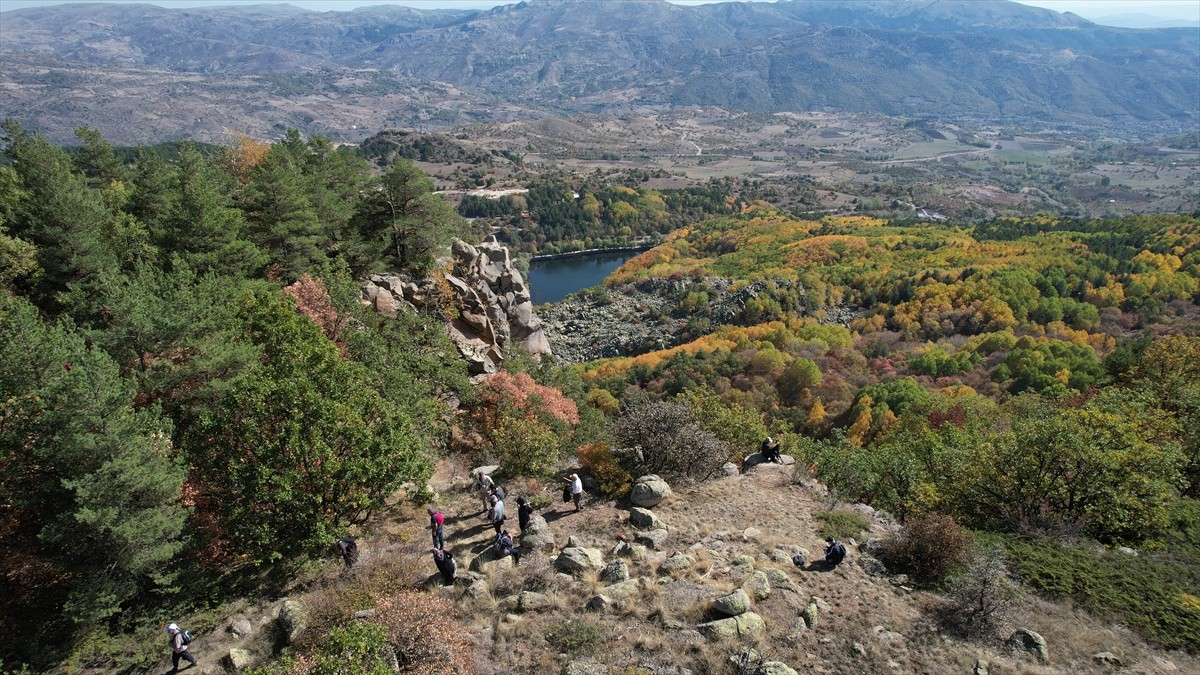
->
1, 0, 1197, 27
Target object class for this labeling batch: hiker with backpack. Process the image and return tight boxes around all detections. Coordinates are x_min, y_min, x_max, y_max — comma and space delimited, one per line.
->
334, 535, 359, 568
428, 507, 445, 550
490, 483, 506, 503
822, 536, 847, 567
432, 547, 456, 586
165, 623, 197, 672
516, 496, 534, 534
494, 529, 521, 564
489, 494, 506, 534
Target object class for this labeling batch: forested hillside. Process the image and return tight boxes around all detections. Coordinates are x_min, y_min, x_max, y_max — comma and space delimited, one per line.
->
0, 123, 477, 670
2, 123, 1198, 672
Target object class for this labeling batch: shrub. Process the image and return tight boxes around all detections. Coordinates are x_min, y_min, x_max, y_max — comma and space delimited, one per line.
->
469, 372, 580, 478
545, 618, 606, 655
372, 591, 475, 675
578, 442, 632, 498
610, 399, 729, 483
312, 621, 393, 675
814, 509, 871, 541
938, 545, 1017, 640
881, 514, 973, 583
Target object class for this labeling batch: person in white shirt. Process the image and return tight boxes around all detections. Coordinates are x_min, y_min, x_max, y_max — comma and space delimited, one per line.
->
565, 473, 583, 512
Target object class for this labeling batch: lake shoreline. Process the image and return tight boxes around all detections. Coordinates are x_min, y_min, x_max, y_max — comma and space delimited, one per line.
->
529, 244, 654, 262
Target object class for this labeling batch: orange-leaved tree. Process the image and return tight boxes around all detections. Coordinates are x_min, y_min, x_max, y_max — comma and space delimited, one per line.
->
470, 371, 579, 477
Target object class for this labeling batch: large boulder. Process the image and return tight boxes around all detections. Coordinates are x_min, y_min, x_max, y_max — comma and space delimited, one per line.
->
634, 527, 668, 550
555, 547, 605, 576
278, 599, 308, 645
1008, 628, 1049, 663
697, 612, 766, 640
743, 570, 771, 600
799, 598, 819, 629
521, 515, 556, 553
712, 589, 752, 617
225, 648, 256, 673
518, 591, 552, 612
470, 547, 516, 572
600, 560, 630, 584
628, 507, 665, 531
658, 552, 695, 576
629, 475, 672, 507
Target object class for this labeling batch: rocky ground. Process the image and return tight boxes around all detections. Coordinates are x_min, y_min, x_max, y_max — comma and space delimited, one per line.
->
538, 277, 858, 364
162, 455, 1199, 674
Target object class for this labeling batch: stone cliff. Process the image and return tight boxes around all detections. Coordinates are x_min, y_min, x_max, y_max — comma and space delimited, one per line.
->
362, 237, 551, 375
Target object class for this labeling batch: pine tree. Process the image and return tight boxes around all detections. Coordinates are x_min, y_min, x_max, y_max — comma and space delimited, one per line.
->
243, 146, 325, 280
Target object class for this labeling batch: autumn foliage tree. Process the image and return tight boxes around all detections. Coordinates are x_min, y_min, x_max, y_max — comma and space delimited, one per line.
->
469, 371, 580, 477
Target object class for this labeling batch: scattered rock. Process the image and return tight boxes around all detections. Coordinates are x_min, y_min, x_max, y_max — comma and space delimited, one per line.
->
853, 642, 867, 657
629, 506, 665, 530
350, 610, 375, 621
973, 658, 989, 675
1092, 652, 1123, 667
518, 591, 552, 612
600, 560, 630, 584
230, 617, 253, 639
278, 599, 308, 645
697, 611, 766, 640
800, 599, 819, 629
470, 464, 501, 481
744, 570, 771, 600
658, 552, 695, 576
872, 625, 905, 649
713, 589, 752, 617
1116, 546, 1138, 556
603, 578, 641, 599
860, 557, 888, 577
586, 594, 613, 612
1008, 628, 1049, 663
763, 662, 798, 675
634, 527, 668, 550
630, 474, 673, 507
721, 462, 740, 477
464, 579, 490, 600
225, 648, 256, 672
555, 547, 605, 576
612, 541, 647, 559
762, 568, 797, 592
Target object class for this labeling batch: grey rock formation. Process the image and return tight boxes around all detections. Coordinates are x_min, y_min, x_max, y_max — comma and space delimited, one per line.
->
628, 506, 665, 531
629, 474, 672, 507
1008, 628, 1049, 663
697, 611, 766, 640
555, 547, 605, 576
361, 237, 550, 375
712, 588, 752, 617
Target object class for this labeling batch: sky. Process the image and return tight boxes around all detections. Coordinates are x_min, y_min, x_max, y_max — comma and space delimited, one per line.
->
0, 0, 1197, 24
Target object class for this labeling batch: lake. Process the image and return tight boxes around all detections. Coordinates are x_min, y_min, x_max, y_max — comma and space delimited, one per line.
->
527, 251, 638, 305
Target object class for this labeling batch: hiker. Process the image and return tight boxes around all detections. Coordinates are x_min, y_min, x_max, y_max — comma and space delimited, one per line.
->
516, 496, 534, 533
475, 473, 495, 515
494, 529, 522, 564
334, 535, 358, 568
165, 623, 197, 672
490, 483, 507, 503
823, 536, 847, 567
432, 547, 456, 586
489, 494, 506, 534
761, 436, 782, 464
565, 473, 583, 512
428, 507, 445, 550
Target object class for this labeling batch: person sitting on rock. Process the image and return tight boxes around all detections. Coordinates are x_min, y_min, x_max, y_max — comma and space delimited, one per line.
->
432, 547, 456, 586
760, 436, 782, 464
494, 530, 521, 564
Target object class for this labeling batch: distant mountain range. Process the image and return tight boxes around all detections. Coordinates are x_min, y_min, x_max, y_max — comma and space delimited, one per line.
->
1, 0, 1196, 144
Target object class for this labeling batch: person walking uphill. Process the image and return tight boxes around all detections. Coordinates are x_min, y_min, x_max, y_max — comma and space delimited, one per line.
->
476, 473, 496, 515
166, 623, 197, 672
428, 507, 445, 550
489, 494, 506, 534
565, 473, 583, 512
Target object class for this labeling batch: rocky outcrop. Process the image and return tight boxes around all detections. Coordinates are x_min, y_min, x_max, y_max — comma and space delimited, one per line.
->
555, 547, 605, 576
1008, 628, 1049, 663
361, 237, 551, 375
697, 611, 766, 640
628, 506, 665, 531
713, 589, 752, 617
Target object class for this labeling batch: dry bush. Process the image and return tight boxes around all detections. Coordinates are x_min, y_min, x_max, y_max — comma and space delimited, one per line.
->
881, 513, 973, 583
373, 591, 476, 674
610, 399, 729, 483
938, 545, 1018, 641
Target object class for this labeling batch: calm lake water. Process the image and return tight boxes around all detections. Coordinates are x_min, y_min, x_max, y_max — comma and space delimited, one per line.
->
527, 251, 637, 305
